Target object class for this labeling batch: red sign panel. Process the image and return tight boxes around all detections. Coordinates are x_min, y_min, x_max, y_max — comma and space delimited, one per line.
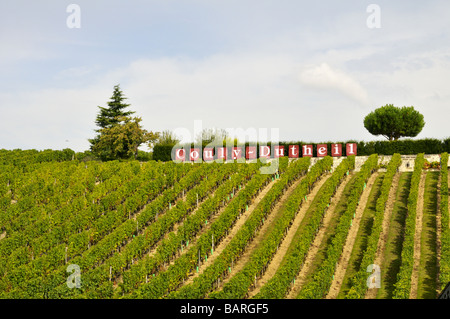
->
331, 144, 342, 157
346, 143, 357, 156
289, 145, 299, 158
302, 144, 313, 157
246, 146, 257, 159
190, 148, 200, 161
216, 147, 227, 160
232, 147, 243, 160
259, 146, 271, 159
203, 148, 214, 161
317, 144, 327, 157
175, 149, 186, 161
274, 145, 284, 158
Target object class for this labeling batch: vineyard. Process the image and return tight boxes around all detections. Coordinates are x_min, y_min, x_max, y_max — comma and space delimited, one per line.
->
0, 150, 448, 299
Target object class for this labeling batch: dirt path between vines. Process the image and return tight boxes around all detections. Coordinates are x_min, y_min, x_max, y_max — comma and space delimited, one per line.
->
365, 172, 401, 299
285, 173, 352, 299
215, 175, 311, 291
181, 178, 278, 287
409, 171, 427, 299
326, 172, 379, 299
246, 172, 333, 298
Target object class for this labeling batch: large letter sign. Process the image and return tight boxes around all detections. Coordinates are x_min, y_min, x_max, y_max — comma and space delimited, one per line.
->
190, 148, 200, 161
232, 147, 243, 160
175, 142, 357, 162
289, 145, 299, 158
302, 144, 313, 157
332, 144, 342, 157
274, 145, 284, 158
346, 143, 357, 156
203, 148, 214, 161
217, 147, 227, 161
246, 146, 257, 159
259, 146, 271, 159
317, 144, 327, 157
176, 149, 186, 161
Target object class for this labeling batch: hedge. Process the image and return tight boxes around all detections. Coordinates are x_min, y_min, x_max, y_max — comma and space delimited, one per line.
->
152, 138, 450, 161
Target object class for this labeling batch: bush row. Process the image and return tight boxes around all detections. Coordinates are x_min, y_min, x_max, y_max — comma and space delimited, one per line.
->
152, 138, 450, 161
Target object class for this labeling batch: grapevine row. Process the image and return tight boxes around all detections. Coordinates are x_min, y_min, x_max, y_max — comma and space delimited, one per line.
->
439, 153, 449, 290
63, 162, 240, 298
130, 157, 292, 298
252, 156, 354, 299
1, 162, 208, 297
167, 157, 311, 299
296, 154, 379, 299
212, 156, 335, 299
0, 161, 170, 275
392, 153, 425, 299
345, 153, 402, 298
116, 162, 261, 296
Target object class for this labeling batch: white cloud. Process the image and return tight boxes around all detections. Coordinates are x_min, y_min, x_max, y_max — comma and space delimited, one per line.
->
298, 63, 370, 105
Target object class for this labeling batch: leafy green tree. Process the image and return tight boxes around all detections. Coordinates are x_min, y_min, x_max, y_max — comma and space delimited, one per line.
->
92, 116, 159, 161
364, 104, 425, 141
155, 130, 181, 146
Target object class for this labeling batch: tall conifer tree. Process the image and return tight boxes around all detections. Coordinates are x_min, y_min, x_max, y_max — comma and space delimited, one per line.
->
90, 84, 135, 150
95, 84, 135, 130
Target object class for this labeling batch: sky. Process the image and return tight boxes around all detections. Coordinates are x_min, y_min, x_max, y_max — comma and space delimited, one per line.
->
1, 0, 449, 152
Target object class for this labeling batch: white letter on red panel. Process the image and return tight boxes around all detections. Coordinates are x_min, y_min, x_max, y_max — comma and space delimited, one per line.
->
317, 144, 327, 157
289, 145, 299, 158
175, 149, 186, 161
260, 145, 271, 158
232, 147, 242, 160
332, 144, 342, 157
302, 144, 313, 157
190, 148, 200, 161
246, 146, 257, 160
203, 148, 214, 161
346, 143, 357, 156
274, 145, 284, 158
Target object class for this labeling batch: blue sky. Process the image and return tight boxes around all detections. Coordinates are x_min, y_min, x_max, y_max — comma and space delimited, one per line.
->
1, 1, 449, 151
